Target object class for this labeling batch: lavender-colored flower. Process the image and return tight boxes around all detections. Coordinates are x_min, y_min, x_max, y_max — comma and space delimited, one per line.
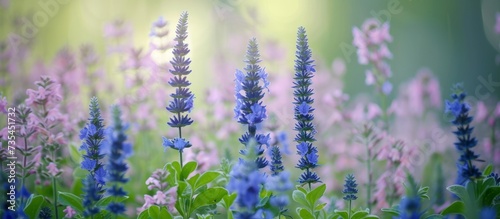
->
265, 171, 292, 214
342, 174, 358, 201
103, 107, 131, 215
294, 27, 321, 186
445, 84, 481, 185
162, 137, 192, 152
269, 146, 284, 176
80, 97, 107, 217
63, 206, 76, 218
227, 142, 266, 218
166, 12, 194, 129
163, 12, 194, 167
234, 38, 270, 169
480, 207, 496, 219
495, 13, 500, 34
353, 18, 393, 96
0, 95, 7, 114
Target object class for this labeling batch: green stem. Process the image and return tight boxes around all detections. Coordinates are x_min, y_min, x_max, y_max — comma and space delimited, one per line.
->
177, 111, 183, 168
348, 200, 352, 219
365, 140, 372, 212
20, 136, 28, 207
52, 177, 59, 219
380, 92, 389, 131
491, 121, 496, 166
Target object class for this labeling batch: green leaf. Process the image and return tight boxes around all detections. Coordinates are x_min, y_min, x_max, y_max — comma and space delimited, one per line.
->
95, 195, 129, 207
137, 209, 150, 219
296, 185, 308, 194
166, 163, 180, 185
222, 193, 237, 209
351, 210, 369, 219
72, 167, 88, 179
148, 205, 161, 218
292, 190, 309, 208
440, 201, 465, 216
191, 187, 228, 213
447, 185, 468, 201
181, 161, 198, 180
227, 210, 234, 219
69, 143, 81, 163
334, 210, 348, 219
299, 208, 314, 219
315, 202, 327, 211
363, 215, 380, 219
160, 206, 173, 219
424, 214, 445, 219
58, 191, 84, 213
23, 194, 44, 219
187, 173, 200, 188
381, 208, 399, 216
483, 164, 493, 176
307, 184, 326, 206
177, 181, 192, 198
480, 186, 500, 206
194, 171, 221, 190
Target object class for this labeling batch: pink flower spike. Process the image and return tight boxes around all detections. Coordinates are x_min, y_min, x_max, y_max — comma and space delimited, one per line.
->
0, 96, 6, 114
46, 162, 60, 177
365, 70, 375, 85
63, 206, 76, 218
153, 191, 168, 205
332, 58, 346, 76
475, 102, 488, 122
495, 13, 500, 34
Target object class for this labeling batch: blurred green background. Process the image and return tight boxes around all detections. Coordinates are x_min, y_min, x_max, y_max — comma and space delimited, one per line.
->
1, 0, 499, 99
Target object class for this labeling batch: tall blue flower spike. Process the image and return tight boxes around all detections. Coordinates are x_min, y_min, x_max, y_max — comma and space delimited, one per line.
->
162, 12, 194, 167
233, 38, 270, 169
293, 27, 321, 187
104, 105, 132, 215
227, 141, 269, 219
80, 97, 106, 217
445, 83, 481, 185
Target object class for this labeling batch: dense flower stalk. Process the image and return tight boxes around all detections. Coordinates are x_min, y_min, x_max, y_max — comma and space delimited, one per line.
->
397, 175, 423, 219
227, 141, 270, 218
353, 18, 393, 129
343, 174, 358, 219
352, 18, 393, 95
269, 146, 284, 176
163, 12, 194, 167
234, 38, 270, 169
265, 171, 293, 217
26, 76, 67, 219
445, 84, 481, 185
137, 169, 177, 213
104, 105, 132, 215
293, 27, 320, 186
80, 97, 107, 217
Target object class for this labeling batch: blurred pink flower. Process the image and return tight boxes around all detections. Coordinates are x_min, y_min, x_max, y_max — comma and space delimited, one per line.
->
496, 13, 500, 34
0, 95, 7, 114
332, 58, 346, 76
137, 194, 155, 213
63, 206, 76, 218
46, 162, 60, 177
475, 102, 489, 122
104, 19, 133, 54
153, 190, 168, 205
365, 70, 375, 85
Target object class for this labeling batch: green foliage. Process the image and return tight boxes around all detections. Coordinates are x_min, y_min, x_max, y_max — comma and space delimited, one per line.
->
23, 194, 45, 219
152, 161, 228, 219
293, 184, 331, 219
441, 177, 500, 218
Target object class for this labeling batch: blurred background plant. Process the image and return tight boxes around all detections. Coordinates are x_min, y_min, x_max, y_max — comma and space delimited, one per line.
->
0, 0, 500, 218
